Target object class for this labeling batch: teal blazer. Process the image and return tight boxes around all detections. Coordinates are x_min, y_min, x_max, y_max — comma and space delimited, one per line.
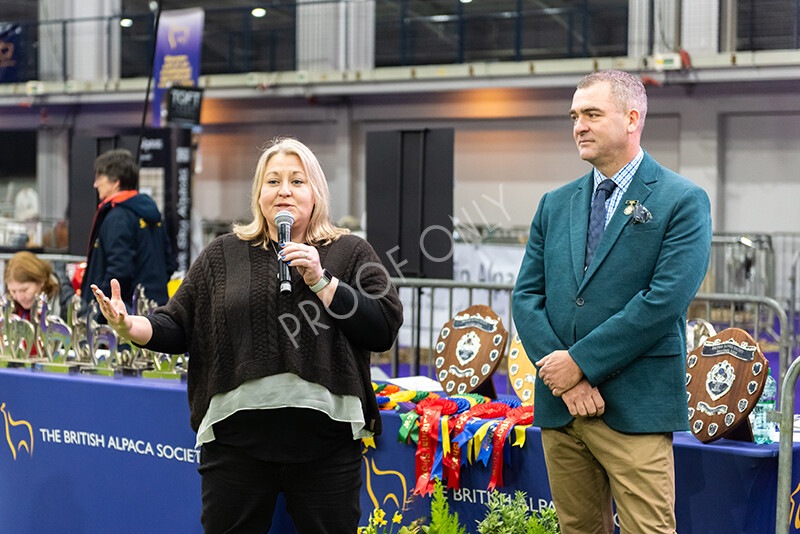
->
512, 152, 712, 433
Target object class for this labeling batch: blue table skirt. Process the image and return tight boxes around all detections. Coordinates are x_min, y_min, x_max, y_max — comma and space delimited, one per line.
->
1, 368, 799, 533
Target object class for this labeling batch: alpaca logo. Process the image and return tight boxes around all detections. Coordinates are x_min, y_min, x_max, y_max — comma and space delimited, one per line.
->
362, 440, 412, 513
1, 402, 34, 460
789, 482, 800, 529
168, 26, 190, 49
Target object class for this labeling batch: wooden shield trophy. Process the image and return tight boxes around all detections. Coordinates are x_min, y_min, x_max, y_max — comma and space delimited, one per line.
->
433, 305, 508, 398
507, 333, 536, 405
686, 327, 768, 443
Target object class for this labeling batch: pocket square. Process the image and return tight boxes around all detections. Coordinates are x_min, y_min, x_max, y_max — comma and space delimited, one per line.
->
632, 203, 652, 224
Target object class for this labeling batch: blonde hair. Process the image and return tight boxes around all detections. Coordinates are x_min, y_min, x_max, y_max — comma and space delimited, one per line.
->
233, 137, 349, 247
4, 251, 58, 299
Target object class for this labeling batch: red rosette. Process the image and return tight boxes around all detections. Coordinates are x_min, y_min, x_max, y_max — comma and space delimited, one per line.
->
381, 384, 401, 395
467, 402, 511, 420
413, 396, 459, 495
415, 397, 459, 416
506, 405, 534, 425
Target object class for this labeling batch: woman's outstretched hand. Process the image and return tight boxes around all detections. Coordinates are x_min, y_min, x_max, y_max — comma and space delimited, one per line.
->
90, 279, 132, 338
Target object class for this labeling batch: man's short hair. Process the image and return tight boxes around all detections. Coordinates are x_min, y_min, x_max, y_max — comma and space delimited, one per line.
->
577, 70, 648, 129
94, 148, 138, 191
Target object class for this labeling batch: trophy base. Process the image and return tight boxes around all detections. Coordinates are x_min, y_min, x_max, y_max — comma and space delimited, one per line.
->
0, 358, 33, 369
33, 361, 81, 374
141, 369, 186, 380
121, 366, 144, 377
80, 366, 122, 378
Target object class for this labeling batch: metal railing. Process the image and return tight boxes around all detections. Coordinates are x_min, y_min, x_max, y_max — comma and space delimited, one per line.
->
388, 279, 796, 532
778, 249, 800, 534
690, 292, 791, 401
776, 355, 800, 534
790, 250, 800, 350
388, 277, 515, 379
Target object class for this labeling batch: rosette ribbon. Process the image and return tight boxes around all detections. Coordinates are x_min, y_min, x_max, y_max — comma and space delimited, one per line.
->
488, 405, 534, 490
413, 397, 458, 495
445, 402, 510, 490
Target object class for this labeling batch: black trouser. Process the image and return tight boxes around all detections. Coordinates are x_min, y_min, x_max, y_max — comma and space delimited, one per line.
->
198, 439, 362, 534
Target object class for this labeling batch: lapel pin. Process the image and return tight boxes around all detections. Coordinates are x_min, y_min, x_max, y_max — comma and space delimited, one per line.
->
624, 200, 639, 216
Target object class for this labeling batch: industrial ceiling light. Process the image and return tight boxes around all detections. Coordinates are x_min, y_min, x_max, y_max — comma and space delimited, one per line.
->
120, 18, 133, 28
252, 8, 267, 18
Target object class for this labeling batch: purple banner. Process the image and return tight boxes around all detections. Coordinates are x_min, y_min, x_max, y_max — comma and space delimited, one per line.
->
152, 8, 205, 127
0, 24, 22, 83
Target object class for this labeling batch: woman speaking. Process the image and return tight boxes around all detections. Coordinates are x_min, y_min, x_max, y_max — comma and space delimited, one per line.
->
92, 137, 403, 533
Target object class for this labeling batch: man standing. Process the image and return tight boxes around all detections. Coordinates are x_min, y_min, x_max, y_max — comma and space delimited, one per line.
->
81, 148, 176, 314
512, 70, 711, 533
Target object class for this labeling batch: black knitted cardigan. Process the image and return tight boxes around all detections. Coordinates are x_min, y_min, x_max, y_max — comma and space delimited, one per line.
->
146, 233, 403, 434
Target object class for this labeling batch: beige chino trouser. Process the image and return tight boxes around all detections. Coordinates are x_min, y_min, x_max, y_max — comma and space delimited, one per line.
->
541, 417, 676, 534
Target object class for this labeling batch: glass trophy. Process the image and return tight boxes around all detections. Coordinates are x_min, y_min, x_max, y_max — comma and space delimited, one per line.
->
33, 295, 80, 374
141, 351, 187, 380
0, 295, 35, 369
80, 316, 122, 378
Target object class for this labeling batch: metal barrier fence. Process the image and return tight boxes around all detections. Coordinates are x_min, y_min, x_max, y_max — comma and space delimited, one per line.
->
790, 249, 800, 351
389, 279, 791, 392
708, 233, 800, 310
689, 293, 791, 400
388, 278, 515, 379
389, 279, 795, 532
776, 355, 800, 534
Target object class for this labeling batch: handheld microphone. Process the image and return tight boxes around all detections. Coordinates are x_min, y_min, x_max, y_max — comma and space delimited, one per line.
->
274, 210, 294, 293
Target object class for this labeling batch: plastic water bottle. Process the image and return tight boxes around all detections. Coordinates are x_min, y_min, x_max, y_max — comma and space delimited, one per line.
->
753, 374, 777, 444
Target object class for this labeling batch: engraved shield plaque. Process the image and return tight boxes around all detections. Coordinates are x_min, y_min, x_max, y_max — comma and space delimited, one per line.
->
433, 305, 507, 397
507, 333, 536, 405
686, 327, 768, 444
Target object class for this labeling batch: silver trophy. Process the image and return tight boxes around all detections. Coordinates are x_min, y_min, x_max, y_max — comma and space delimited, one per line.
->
135, 284, 187, 380
80, 301, 121, 378
0, 295, 35, 368
141, 351, 187, 380
33, 295, 79, 374
67, 294, 92, 364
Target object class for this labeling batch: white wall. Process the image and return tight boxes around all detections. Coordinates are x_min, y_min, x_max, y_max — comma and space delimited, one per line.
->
195, 123, 350, 223
723, 113, 800, 233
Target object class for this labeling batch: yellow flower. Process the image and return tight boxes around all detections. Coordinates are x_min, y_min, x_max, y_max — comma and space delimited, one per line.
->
393, 512, 403, 524
373, 508, 386, 523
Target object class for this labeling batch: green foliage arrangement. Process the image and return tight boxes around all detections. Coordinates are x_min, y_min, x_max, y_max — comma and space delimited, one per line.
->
359, 479, 466, 534
426, 479, 468, 534
475, 490, 561, 534
359, 482, 559, 534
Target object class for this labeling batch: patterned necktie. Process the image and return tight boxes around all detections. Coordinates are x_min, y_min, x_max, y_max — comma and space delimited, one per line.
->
585, 179, 617, 268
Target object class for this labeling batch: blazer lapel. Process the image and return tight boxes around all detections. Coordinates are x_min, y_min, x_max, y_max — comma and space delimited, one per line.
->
570, 173, 593, 286
580, 152, 659, 288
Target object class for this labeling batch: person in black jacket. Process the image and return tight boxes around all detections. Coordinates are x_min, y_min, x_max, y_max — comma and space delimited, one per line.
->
80, 149, 176, 315
90, 137, 403, 534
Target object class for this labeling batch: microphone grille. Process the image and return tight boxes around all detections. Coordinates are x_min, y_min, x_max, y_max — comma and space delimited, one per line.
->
274, 210, 294, 226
